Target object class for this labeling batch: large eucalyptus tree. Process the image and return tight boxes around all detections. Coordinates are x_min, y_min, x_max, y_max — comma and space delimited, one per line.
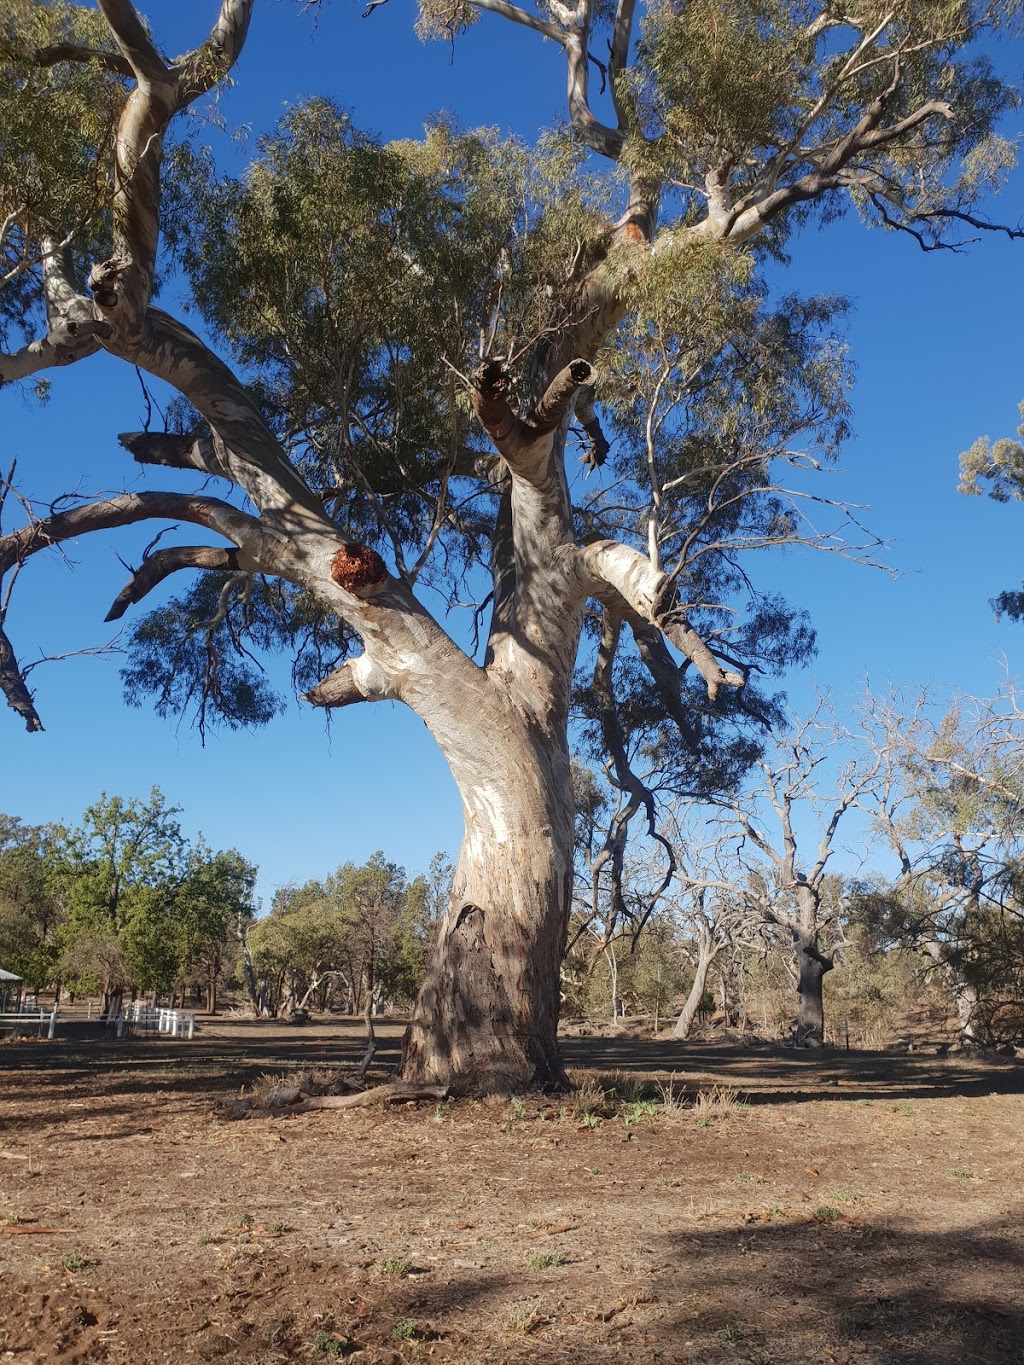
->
0, 0, 1018, 1090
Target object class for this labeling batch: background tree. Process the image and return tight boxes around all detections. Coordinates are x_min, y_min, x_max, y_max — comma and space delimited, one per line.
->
54, 787, 185, 1014
0, 0, 1019, 1091
855, 684, 1024, 1047
0, 814, 64, 995
173, 846, 257, 1013
250, 852, 432, 1017
961, 400, 1024, 620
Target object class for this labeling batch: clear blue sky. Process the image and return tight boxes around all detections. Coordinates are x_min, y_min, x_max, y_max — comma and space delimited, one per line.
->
3, 1, 1024, 904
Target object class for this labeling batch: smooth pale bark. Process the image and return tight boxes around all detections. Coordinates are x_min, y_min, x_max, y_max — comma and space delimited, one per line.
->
672, 933, 716, 1041
401, 704, 575, 1094
923, 941, 994, 1049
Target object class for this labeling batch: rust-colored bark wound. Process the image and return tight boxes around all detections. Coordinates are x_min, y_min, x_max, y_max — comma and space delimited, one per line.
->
331, 544, 387, 591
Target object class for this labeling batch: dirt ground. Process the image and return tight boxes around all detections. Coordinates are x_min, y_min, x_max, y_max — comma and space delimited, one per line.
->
1, 1017, 1023, 1365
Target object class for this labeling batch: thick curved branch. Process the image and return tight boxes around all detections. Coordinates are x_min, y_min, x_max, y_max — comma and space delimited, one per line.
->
34, 43, 135, 77
0, 491, 265, 733
96, 0, 170, 82
471, 359, 531, 451
104, 544, 242, 621
608, 0, 637, 130
529, 359, 595, 434
120, 308, 333, 532
564, 10, 626, 161
0, 624, 43, 732
0, 320, 107, 385
0, 492, 267, 580
89, 4, 252, 335
1, 245, 106, 384
468, 0, 562, 41
578, 540, 745, 700
723, 99, 953, 245
174, 0, 255, 108
301, 654, 396, 709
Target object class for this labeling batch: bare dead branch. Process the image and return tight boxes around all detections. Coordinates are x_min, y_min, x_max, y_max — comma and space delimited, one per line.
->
104, 545, 240, 621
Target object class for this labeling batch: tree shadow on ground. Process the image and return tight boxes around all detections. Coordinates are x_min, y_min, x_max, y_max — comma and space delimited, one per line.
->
649, 1215, 1024, 1365
2, 1024, 1022, 1114
561, 1035, 1024, 1103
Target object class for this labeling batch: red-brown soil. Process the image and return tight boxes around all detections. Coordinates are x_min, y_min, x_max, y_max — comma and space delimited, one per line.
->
1, 1018, 1023, 1364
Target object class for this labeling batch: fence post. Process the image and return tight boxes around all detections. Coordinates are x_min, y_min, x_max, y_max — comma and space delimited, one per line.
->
48, 1007, 57, 1040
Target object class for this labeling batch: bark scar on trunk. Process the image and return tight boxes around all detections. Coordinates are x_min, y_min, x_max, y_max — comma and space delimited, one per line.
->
454, 902, 482, 930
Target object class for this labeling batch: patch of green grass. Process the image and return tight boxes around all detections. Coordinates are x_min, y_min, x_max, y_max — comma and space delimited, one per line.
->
377, 1257, 413, 1277
236, 1211, 254, 1229
814, 1206, 840, 1225
580, 1112, 601, 1129
529, 1251, 563, 1269
892, 1102, 914, 1116
61, 1249, 90, 1272
949, 1168, 974, 1180
622, 1100, 658, 1126
268, 1220, 286, 1233
833, 1188, 863, 1205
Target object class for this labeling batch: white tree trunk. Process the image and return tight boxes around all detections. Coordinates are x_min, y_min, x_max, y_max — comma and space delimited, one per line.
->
673, 934, 715, 1041
400, 710, 574, 1094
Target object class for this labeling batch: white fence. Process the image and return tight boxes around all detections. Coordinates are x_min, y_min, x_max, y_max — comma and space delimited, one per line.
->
121, 1001, 196, 1039
0, 1008, 57, 1039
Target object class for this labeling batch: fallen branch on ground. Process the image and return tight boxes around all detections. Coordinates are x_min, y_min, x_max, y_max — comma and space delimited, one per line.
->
301, 1083, 450, 1110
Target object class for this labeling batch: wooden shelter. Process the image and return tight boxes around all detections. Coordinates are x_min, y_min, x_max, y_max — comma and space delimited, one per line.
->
0, 968, 24, 1014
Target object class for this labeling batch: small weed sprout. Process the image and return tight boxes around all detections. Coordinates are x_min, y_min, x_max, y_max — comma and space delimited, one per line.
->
392, 1319, 417, 1340
833, 1188, 863, 1205
622, 1099, 658, 1127
814, 1205, 840, 1224
61, 1249, 90, 1272
378, 1257, 413, 1277
529, 1251, 563, 1269
236, 1211, 254, 1229
506, 1303, 545, 1335
311, 1329, 347, 1356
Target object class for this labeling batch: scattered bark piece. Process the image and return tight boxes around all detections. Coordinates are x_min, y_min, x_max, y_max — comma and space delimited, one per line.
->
2, 1226, 75, 1236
